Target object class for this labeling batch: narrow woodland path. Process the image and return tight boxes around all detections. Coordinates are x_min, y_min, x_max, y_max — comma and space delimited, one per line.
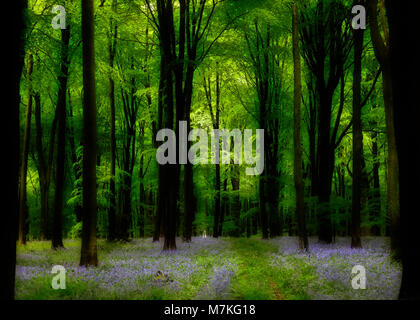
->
229, 238, 284, 300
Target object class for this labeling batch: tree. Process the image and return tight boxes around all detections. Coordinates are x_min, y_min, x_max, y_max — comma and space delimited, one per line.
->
351, 4, 364, 248
300, 0, 353, 243
108, 0, 118, 241
203, 69, 221, 238
385, 0, 420, 300
52, 26, 71, 249
244, 19, 282, 239
34, 92, 57, 240
80, 0, 98, 267
368, 0, 399, 254
292, 0, 308, 251
2, 0, 27, 300
118, 59, 140, 241
18, 52, 34, 246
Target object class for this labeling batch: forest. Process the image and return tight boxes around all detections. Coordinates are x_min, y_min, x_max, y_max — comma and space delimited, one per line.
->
2, 0, 420, 301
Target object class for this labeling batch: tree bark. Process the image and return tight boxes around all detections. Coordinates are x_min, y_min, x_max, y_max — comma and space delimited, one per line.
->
292, 1, 308, 251
351, 23, 363, 249
386, 0, 420, 300
52, 26, 71, 249
80, 0, 98, 267
35, 92, 58, 240
370, 105, 381, 236
18, 53, 34, 246
108, 0, 117, 241
368, 0, 399, 254
2, 0, 26, 300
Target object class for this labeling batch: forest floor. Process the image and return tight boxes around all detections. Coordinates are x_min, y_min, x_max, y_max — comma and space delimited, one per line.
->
15, 236, 401, 300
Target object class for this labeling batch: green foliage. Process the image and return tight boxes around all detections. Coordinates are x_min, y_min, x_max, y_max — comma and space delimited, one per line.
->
69, 222, 83, 239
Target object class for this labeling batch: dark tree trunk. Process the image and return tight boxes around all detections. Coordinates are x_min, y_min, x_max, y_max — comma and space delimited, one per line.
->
370, 105, 381, 236
108, 0, 117, 241
213, 163, 221, 237
300, 0, 352, 243
351, 24, 363, 249
386, 0, 420, 300
292, 1, 308, 251
138, 123, 146, 238
219, 178, 227, 236
153, 55, 166, 243
35, 92, 58, 240
259, 176, 268, 239
18, 53, 34, 246
203, 71, 221, 238
368, 0, 399, 255
230, 165, 241, 237
155, 0, 179, 250
119, 60, 138, 241
52, 26, 71, 249
2, 0, 26, 300
80, 0, 98, 267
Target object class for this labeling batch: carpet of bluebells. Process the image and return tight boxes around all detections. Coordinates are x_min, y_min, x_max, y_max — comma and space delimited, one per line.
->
268, 237, 402, 300
15, 236, 401, 300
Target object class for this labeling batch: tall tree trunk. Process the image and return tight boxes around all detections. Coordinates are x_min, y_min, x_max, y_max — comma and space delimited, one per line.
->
203, 71, 221, 238
80, 0, 98, 267
386, 0, 420, 299
292, 1, 308, 251
35, 92, 58, 240
385, 0, 420, 299
3, 0, 27, 300
34, 93, 48, 240
18, 53, 34, 246
370, 105, 381, 236
259, 176, 268, 239
153, 55, 165, 242
108, 0, 117, 241
383, 69, 399, 252
368, 0, 399, 255
231, 165, 241, 237
138, 123, 146, 238
52, 26, 71, 249
300, 0, 352, 244
351, 23, 363, 249
219, 177, 227, 236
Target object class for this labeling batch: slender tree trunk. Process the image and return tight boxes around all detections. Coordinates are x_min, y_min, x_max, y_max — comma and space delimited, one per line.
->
292, 1, 308, 251
214, 163, 221, 237
52, 26, 71, 249
383, 69, 399, 253
80, 0, 98, 267
259, 176, 268, 239
370, 106, 381, 236
153, 55, 165, 243
18, 53, 34, 246
219, 177, 227, 236
351, 24, 363, 249
230, 165, 241, 237
368, 0, 399, 255
107, 0, 118, 241
138, 122, 146, 238
35, 92, 58, 240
